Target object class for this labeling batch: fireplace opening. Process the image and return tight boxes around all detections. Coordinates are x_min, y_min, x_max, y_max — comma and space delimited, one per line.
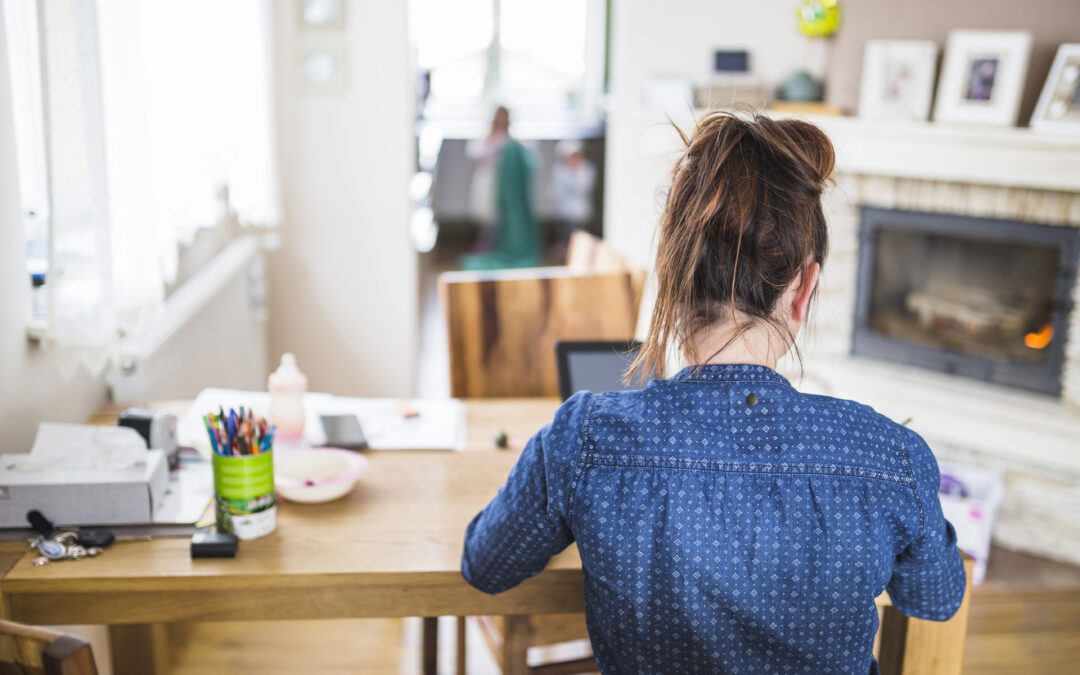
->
853, 208, 1080, 396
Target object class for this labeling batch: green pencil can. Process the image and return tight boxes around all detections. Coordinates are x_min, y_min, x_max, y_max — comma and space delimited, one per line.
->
211, 450, 277, 540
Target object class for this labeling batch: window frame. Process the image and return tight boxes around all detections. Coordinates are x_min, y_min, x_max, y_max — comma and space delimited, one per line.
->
412, 0, 609, 129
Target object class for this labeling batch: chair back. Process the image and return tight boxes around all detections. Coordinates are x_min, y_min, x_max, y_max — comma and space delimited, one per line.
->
440, 266, 642, 398
565, 231, 629, 272
0, 621, 98, 675
566, 231, 647, 306
441, 234, 647, 398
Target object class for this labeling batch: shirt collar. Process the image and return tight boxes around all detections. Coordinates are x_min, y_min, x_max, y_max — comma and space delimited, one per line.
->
671, 363, 792, 386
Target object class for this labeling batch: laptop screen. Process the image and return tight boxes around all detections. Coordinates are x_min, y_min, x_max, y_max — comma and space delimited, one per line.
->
555, 341, 643, 401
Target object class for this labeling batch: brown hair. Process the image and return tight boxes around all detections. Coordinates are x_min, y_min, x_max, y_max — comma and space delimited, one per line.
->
629, 111, 835, 381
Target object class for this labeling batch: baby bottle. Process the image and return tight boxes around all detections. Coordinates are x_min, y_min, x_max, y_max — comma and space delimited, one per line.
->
268, 353, 307, 439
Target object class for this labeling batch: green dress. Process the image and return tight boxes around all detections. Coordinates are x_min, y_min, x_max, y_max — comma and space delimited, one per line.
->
460, 140, 542, 270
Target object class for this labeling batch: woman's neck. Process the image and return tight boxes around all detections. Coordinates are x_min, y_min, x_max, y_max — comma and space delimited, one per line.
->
687, 319, 791, 370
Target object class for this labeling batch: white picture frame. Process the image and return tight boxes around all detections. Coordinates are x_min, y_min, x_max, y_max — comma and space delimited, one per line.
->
933, 30, 1032, 127
298, 41, 347, 94
298, 0, 345, 30
858, 40, 938, 122
1031, 44, 1080, 134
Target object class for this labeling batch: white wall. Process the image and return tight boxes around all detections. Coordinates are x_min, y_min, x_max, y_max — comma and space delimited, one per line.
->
603, 1, 806, 267
269, 0, 418, 396
0, 6, 107, 452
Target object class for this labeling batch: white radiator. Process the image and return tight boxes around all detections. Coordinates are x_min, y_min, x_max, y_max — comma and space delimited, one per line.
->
107, 237, 269, 403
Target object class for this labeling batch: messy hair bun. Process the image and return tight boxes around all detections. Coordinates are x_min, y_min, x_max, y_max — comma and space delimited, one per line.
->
630, 111, 834, 380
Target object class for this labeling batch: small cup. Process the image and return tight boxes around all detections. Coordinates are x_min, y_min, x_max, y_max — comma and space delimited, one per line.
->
212, 450, 277, 540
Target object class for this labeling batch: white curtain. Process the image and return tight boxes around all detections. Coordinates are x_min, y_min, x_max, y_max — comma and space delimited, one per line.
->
36, 0, 117, 376
30, 0, 280, 375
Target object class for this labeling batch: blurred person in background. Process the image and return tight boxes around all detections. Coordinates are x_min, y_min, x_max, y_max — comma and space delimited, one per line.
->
549, 139, 597, 258
461, 106, 541, 270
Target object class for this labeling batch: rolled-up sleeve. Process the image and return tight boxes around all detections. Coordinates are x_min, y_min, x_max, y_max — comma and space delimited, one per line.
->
462, 391, 592, 594
887, 427, 968, 621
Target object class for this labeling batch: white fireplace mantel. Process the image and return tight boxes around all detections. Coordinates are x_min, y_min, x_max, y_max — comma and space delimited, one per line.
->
794, 115, 1080, 194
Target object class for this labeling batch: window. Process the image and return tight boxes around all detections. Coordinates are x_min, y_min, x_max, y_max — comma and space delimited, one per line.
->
409, 0, 607, 123
3, 0, 279, 374
3, 0, 50, 327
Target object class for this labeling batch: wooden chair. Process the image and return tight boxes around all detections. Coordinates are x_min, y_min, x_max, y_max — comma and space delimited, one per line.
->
0, 621, 98, 675
440, 231, 646, 399
876, 554, 976, 675
442, 232, 643, 673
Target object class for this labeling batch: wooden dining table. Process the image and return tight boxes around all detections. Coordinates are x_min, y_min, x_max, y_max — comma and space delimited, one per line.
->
0, 398, 972, 675
0, 399, 572, 675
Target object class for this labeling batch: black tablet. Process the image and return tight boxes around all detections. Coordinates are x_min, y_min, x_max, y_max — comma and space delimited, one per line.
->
554, 340, 643, 401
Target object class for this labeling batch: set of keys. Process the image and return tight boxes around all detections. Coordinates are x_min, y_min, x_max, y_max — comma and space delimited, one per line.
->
25, 510, 115, 567
29, 531, 107, 566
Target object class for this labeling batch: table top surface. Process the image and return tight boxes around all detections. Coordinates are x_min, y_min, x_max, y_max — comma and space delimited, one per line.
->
0, 400, 570, 598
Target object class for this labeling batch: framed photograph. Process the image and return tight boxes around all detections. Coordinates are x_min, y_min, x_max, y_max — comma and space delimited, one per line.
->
933, 30, 1032, 126
858, 40, 938, 122
1031, 44, 1080, 134
298, 41, 346, 94
298, 0, 345, 30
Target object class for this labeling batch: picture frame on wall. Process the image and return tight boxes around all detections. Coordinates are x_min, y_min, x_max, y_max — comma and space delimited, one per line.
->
1031, 44, 1080, 134
933, 30, 1032, 127
298, 41, 346, 94
298, 0, 345, 30
858, 40, 938, 122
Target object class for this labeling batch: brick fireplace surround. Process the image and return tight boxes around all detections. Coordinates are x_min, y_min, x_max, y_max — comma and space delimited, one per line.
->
777, 117, 1080, 566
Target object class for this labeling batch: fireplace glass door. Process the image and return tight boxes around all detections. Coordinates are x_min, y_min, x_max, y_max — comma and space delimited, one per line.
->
853, 208, 1079, 396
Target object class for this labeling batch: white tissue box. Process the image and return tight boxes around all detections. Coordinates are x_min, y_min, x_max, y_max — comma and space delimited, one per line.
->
0, 449, 169, 527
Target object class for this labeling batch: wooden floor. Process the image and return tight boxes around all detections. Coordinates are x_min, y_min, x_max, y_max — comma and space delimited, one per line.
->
169, 617, 502, 675
161, 604, 1079, 675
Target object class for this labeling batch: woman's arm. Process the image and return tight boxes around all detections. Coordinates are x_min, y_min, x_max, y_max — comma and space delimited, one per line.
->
461, 392, 592, 594
886, 427, 968, 621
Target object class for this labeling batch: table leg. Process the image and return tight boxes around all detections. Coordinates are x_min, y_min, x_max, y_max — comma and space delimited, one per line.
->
109, 623, 170, 675
877, 605, 909, 675
423, 616, 439, 675
501, 616, 531, 675
456, 616, 467, 674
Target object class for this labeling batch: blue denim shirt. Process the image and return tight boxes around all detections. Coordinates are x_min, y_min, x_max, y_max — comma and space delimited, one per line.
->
462, 363, 966, 674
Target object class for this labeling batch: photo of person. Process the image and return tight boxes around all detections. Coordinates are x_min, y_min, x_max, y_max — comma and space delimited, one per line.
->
1033, 46, 1080, 131
883, 59, 913, 102
966, 57, 999, 101
1047, 62, 1080, 121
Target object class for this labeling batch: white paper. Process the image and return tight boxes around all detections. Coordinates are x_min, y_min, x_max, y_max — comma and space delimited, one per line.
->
150, 454, 214, 525
179, 388, 465, 453
310, 397, 466, 451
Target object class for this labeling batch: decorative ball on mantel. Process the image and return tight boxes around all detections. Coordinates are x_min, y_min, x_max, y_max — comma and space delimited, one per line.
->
797, 0, 841, 38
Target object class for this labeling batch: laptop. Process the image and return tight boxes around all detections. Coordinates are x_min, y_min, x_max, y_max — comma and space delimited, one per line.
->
554, 340, 644, 401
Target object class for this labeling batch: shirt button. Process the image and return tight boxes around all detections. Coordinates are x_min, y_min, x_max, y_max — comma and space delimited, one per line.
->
745, 393, 758, 407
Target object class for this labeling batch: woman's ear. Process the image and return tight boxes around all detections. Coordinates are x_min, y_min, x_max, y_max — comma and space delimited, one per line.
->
789, 262, 820, 324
